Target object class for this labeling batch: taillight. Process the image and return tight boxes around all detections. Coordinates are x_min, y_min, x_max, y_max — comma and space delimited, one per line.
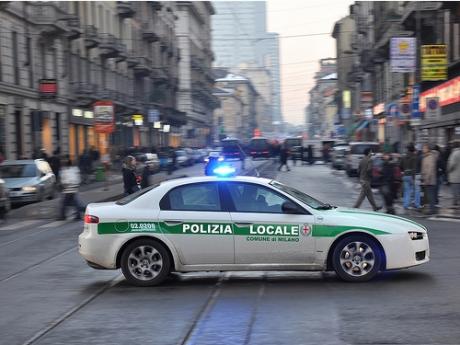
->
84, 215, 99, 224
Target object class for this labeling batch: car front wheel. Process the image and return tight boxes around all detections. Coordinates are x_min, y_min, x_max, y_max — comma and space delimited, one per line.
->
332, 235, 382, 282
120, 239, 171, 286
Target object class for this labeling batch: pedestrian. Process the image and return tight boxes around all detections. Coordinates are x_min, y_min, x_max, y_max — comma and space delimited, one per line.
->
353, 148, 381, 211
122, 155, 140, 195
307, 145, 314, 165
48, 149, 61, 185
400, 143, 421, 211
79, 150, 92, 184
421, 143, 437, 215
141, 161, 156, 189
101, 152, 111, 191
57, 156, 85, 221
167, 148, 176, 175
380, 153, 396, 214
447, 141, 460, 207
278, 144, 290, 171
433, 145, 444, 205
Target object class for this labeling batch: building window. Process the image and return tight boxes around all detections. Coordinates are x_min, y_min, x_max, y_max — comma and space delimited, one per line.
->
53, 48, 58, 80
15, 110, 23, 159
41, 43, 46, 79
12, 31, 19, 85
26, 37, 34, 88
0, 31, 2, 81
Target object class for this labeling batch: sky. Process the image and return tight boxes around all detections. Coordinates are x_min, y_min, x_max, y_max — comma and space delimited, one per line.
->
266, 0, 354, 125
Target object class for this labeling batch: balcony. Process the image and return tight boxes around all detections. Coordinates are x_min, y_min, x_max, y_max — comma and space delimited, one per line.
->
152, 68, 169, 84
401, 2, 442, 23
151, 2, 163, 11
99, 89, 117, 100
84, 25, 100, 48
141, 22, 159, 43
66, 16, 82, 40
117, 1, 135, 18
115, 39, 128, 62
28, 3, 68, 36
71, 82, 99, 105
127, 51, 140, 68
133, 57, 152, 77
99, 34, 119, 59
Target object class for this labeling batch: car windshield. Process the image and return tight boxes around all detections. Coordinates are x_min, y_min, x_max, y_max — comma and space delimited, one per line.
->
116, 184, 160, 205
0, 164, 37, 178
269, 180, 326, 209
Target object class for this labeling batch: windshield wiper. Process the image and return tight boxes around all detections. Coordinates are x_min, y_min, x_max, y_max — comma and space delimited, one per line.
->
317, 203, 336, 210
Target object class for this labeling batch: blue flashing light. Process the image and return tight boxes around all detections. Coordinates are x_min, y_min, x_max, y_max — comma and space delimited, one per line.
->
213, 165, 236, 177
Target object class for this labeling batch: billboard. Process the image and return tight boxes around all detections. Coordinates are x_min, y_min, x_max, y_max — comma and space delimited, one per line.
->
93, 101, 114, 133
421, 45, 447, 81
390, 37, 416, 73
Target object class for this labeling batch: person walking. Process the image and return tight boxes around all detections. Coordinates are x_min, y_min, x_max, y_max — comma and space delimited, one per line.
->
57, 157, 85, 221
307, 145, 314, 165
141, 161, 155, 189
353, 148, 381, 211
48, 149, 61, 186
401, 143, 421, 211
278, 144, 290, 171
380, 153, 396, 214
447, 141, 460, 207
421, 144, 437, 215
122, 155, 140, 195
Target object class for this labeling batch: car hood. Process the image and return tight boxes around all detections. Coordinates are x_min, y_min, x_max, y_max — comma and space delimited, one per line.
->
3, 177, 39, 189
317, 207, 427, 235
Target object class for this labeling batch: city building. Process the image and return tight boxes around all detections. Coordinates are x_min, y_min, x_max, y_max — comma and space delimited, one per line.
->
215, 73, 258, 141
212, 1, 282, 128
176, 1, 219, 147
212, 87, 244, 141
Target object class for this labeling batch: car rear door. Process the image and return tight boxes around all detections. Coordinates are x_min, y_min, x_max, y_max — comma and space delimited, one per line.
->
223, 182, 316, 264
158, 182, 234, 265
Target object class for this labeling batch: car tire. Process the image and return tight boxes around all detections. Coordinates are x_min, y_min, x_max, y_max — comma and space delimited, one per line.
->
332, 234, 382, 282
120, 239, 171, 287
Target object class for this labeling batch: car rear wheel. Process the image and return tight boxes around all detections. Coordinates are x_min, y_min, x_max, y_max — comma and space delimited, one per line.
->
332, 235, 382, 282
120, 239, 171, 287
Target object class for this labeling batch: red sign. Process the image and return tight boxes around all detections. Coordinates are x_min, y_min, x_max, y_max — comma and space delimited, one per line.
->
420, 76, 460, 112
39, 79, 57, 98
93, 101, 114, 133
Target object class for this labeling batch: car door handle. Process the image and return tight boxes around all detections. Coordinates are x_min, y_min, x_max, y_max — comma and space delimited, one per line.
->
164, 220, 183, 226
235, 222, 252, 227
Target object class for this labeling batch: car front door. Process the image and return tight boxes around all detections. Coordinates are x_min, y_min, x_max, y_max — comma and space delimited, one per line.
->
224, 182, 316, 265
158, 182, 234, 265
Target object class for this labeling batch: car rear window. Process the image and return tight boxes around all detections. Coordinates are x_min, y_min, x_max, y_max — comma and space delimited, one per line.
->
116, 184, 159, 205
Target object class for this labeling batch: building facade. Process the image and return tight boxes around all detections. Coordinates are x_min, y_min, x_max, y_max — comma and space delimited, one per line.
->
212, 87, 244, 141
212, 1, 282, 128
176, 1, 219, 147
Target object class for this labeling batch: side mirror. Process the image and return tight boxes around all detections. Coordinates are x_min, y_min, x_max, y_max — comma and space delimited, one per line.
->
282, 201, 301, 214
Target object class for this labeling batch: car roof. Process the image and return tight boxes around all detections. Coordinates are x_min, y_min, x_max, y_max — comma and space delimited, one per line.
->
159, 175, 272, 188
349, 142, 379, 145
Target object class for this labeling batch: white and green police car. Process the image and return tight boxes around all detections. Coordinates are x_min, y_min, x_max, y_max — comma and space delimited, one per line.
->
79, 176, 429, 286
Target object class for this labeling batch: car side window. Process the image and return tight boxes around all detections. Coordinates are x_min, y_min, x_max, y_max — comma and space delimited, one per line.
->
227, 182, 293, 214
165, 183, 222, 211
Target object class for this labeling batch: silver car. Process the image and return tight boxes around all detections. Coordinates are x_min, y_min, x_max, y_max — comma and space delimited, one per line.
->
0, 159, 56, 203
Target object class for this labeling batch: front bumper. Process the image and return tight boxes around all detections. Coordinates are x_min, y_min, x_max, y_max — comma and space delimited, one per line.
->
381, 233, 430, 270
9, 192, 39, 203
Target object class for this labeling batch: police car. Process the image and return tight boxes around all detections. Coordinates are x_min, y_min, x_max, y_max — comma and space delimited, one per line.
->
79, 176, 429, 286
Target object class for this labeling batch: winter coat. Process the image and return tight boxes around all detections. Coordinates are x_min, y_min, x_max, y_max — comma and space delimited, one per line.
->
400, 152, 417, 177
447, 148, 460, 184
122, 165, 140, 194
358, 155, 372, 182
60, 167, 81, 194
421, 151, 437, 186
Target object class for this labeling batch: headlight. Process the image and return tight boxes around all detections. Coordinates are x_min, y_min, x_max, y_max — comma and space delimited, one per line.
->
218, 157, 224, 162
22, 186, 37, 192
408, 231, 424, 240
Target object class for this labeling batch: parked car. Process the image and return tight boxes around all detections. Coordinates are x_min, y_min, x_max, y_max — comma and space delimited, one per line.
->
0, 159, 56, 203
0, 178, 10, 219
345, 142, 380, 177
190, 149, 202, 163
331, 145, 350, 170
175, 150, 193, 167
136, 153, 160, 173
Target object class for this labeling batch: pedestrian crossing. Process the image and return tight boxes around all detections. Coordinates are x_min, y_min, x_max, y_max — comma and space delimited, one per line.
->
0, 219, 77, 231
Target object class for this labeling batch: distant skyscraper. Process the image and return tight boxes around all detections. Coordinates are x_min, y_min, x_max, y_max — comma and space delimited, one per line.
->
212, 1, 283, 123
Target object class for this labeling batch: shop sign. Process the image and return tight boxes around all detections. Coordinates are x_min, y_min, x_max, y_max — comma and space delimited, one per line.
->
93, 101, 114, 133
154, 121, 162, 129
39, 79, 58, 99
84, 111, 94, 119
163, 124, 170, 133
411, 84, 421, 120
386, 103, 399, 119
419, 76, 460, 111
373, 103, 385, 115
399, 102, 411, 119
425, 97, 440, 121
421, 45, 447, 81
72, 109, 83, 117
132, 114, 144, 126
390, 37, 416, 73
343, 90, 351, 108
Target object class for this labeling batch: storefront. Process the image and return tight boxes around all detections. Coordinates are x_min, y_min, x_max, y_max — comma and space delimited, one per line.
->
419, 76, 460, 145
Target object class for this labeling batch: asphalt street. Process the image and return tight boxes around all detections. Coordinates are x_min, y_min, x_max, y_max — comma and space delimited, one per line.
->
1, 160, 459, 345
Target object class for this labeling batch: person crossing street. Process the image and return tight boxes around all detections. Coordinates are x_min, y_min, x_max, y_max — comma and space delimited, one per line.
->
353, 148, 381, 211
